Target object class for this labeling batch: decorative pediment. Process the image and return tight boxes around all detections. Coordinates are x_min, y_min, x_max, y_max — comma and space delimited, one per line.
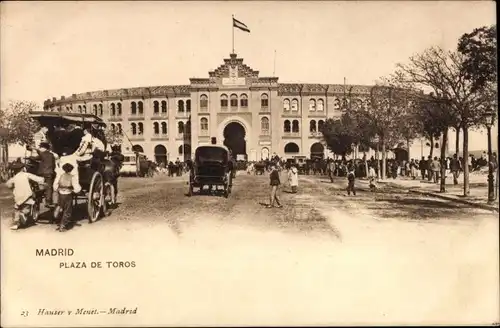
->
209, 53, 259, 79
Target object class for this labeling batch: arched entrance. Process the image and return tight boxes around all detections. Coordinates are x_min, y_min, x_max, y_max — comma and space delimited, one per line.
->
154, 145, 167, 164
223, 122, 246, 158
310, 142, 325, 159
284, 142, 300, 154
132, 145, 144, 153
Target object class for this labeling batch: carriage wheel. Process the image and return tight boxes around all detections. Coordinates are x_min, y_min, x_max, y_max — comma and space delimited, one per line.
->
102, 182, 115, 216
88, 172, 104, 223
32, 201, 40, 223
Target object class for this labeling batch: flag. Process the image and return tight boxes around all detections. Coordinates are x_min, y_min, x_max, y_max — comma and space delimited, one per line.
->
233, 18, 250, 33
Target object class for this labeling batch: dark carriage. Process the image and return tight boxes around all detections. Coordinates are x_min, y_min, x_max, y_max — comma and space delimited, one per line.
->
187, 145, 233, 198
27, 111, 120, 223
254, 161, 266, 175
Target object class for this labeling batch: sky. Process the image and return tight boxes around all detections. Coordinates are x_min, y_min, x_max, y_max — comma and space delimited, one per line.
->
0, 0, 497, 151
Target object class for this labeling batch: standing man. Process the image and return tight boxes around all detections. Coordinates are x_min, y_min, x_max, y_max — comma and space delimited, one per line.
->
37, 142, 56, 208
346, 164, 356, 196
450, 154, 462, 185
419, 156, 427, 180
267, 164, 282, 208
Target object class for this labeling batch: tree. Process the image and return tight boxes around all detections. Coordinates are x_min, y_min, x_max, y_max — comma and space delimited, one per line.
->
321, 116, 355, 159
104, 126, 123, 147
394, 46, 496, 196
458, 25, 497, 93
0, 100, 40, 163
360, 82, 411, 179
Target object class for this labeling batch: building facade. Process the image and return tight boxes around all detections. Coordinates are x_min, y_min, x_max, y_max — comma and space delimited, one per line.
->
43, 54, 375, 163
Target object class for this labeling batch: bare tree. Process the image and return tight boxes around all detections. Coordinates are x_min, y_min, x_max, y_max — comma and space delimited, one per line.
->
395, 47, 496, 196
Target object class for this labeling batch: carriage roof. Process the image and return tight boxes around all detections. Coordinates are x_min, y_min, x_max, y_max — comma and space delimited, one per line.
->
29, 111, 107, 127
195, 145, 230, 154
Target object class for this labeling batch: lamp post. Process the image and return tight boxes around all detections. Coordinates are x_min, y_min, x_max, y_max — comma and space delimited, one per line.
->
483, 107, 495, 203
373, 134, 380, 180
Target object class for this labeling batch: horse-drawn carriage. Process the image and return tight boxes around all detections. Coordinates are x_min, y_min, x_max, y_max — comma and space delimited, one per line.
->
187, 145, 234, 198
254, 161, 266, 175
26, 111, 120, 223
120, 151, 156, 177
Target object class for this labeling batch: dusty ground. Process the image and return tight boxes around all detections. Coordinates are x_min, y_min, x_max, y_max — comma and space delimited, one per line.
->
1, 171, 498, 326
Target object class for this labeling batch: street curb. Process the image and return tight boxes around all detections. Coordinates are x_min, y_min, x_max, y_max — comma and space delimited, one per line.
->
408, 189, 499, 212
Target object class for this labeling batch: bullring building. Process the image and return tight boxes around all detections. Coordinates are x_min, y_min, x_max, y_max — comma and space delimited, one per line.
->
43, 53, 374, 163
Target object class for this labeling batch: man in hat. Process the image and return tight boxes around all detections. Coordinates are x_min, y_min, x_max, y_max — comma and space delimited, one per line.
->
36, 142, 57, 207
53, 162, 81, 232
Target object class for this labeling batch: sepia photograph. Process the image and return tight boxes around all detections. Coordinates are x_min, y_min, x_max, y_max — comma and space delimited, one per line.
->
1, 1, 498, 326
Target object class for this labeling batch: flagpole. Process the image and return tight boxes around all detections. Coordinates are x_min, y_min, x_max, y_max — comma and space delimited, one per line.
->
232, 15, 234, 54
273, 50, 276, 76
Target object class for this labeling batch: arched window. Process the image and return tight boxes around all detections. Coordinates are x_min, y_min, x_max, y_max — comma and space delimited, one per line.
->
153, 101, 159, 114
200, 118, 208, 135
131, 123, 137, 135
261, 117, 270, 135
153, 122, 160, 135
110, 123, 116, 132
309, 99, 316, 111
283, 99, 290, 111
284, 143, 300, 153
240, 94, 248, 108
117, 123, 122, 134
186, 100, 191, 113
220, 94, 228, 109
178, 145, 183, 155
178, 100, 185, 113
99, 104, 103, 116
117, 103, 122, 115
291, 99, 298, 111
161, 101, 167, 113
230, 94, 238, 108
131, 102, 137, 115
317, 99, 324, 111
200, 94, 208, 110
261, 147, 270, 160
310, 120, 317, 133
292, 120, 299, 133
178, 121, 185, 134
138, 122, 144, 135
261, 93, 269, 108
93, 104, 98, 115
138, 101, 144, 115
78, 105, 82, 113
318, 120, 325, 132
284, 120, 291, 133
83, 105, 87, 113
161, 122, 167, 135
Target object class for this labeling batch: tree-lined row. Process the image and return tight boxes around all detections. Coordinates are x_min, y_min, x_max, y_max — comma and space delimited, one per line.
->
320, 25, 497, 196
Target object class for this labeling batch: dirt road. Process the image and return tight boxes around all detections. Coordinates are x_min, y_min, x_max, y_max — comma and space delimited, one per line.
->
1, 172, 498, 326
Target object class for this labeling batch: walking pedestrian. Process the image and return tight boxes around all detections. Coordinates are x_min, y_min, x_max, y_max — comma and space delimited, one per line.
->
267, 164, 282, 208
288, 164, 299, 193
346, 165, 356, 196
53, 163, 81, 232
431, 156, 440, 183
